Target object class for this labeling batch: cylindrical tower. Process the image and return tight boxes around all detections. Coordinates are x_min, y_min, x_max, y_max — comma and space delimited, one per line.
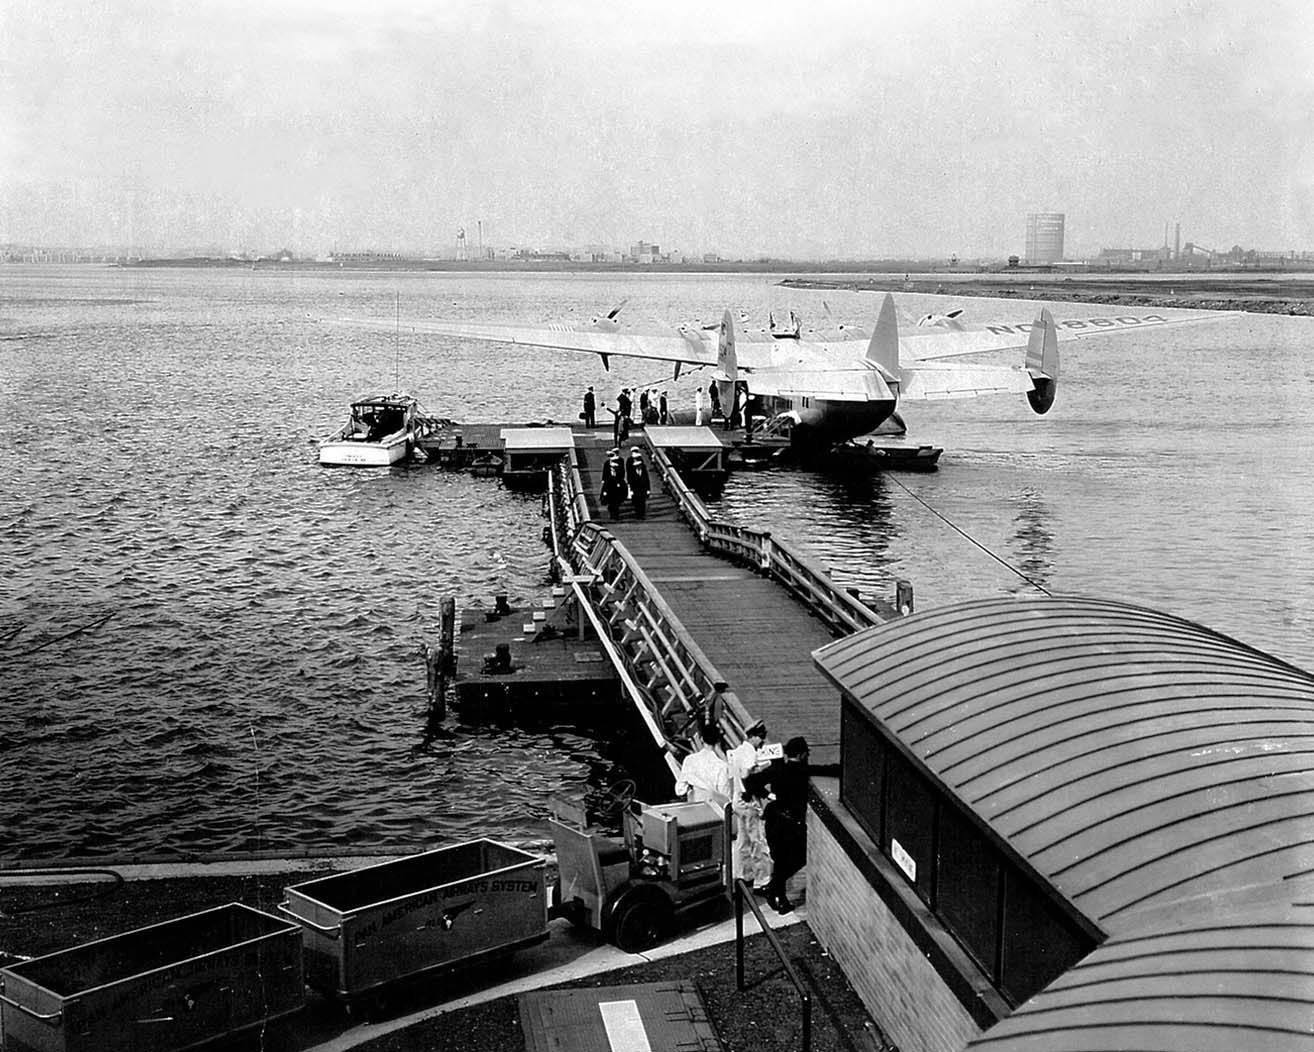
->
1025, 213, 1065, 263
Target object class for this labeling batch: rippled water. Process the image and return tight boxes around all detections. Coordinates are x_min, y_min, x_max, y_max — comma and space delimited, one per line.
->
3, 267, 1313, 860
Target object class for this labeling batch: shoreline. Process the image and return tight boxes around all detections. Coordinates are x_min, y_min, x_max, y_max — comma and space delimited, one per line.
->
8, 258, 1314, 315
782, 275, 1314, 315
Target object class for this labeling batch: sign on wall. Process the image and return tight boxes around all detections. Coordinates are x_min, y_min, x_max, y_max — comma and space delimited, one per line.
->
890, 837, 917, 883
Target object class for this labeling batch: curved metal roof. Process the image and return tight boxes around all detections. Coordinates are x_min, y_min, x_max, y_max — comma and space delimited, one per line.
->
813, 595, 1314, 1051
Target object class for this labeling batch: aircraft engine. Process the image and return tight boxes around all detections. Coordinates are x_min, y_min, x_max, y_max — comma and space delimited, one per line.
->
915, 308, 965, 329
1028, 377, 1058, 414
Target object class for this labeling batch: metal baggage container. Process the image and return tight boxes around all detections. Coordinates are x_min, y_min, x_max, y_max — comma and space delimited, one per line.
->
0, 902, 304, 1052
280, 839, 548, 999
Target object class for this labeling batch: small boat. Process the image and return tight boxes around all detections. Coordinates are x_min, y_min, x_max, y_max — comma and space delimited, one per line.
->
318, 393, 434, 467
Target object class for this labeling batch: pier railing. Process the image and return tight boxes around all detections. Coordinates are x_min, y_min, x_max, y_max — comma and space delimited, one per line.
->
645, 441, 895, 635
546, 455, 753, 757
545, 450, 590, 564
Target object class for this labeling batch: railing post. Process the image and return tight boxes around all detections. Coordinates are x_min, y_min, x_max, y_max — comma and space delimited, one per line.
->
731, 876, 812, 1052
896, 578, 914, 616
734, 877, 745, 991
438, 597, 456, 676
759, 530, 773, 571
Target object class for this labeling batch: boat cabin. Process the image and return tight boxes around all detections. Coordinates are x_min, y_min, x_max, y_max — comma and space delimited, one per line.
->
349, 395, 416, 441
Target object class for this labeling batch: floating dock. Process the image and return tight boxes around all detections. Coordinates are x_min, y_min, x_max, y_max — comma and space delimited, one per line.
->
447, 594, 620, 720
416, 419, 941, 484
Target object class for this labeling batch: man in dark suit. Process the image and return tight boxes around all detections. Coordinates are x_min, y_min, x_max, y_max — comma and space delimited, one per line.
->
744, 736, 811, 913
626, 448, 651, 519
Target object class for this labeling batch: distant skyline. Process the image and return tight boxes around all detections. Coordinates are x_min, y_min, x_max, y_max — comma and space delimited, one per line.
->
3, 1, 1312, 259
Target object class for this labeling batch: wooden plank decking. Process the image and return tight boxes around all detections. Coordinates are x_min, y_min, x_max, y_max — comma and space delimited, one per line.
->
574, 441, 845, 765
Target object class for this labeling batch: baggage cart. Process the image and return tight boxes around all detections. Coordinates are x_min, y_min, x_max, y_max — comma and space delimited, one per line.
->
280, 839, 547, 1001
0, 902, 304, 1052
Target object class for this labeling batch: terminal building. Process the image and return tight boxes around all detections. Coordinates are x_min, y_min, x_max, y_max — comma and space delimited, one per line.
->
805, 594, 1314, 1052
1024, 213, 1065, 264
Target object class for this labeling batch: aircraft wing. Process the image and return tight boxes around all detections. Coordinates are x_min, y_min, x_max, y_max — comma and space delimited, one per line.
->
744, 366, 894, 401
332, 315, 723, 368
900, 307, 1240, 362
899, 362, 1035, 401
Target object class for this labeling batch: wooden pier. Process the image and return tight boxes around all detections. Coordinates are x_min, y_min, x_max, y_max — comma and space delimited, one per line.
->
434, 419, 914, 773
417, 419, 941, 483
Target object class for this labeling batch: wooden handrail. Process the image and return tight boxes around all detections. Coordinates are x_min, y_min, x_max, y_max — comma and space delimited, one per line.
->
558, 510, 753, 750
644, 441, 888, 633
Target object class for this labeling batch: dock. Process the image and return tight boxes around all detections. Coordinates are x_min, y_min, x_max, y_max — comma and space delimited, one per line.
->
434, 421, 914, 771
446, 596, 619, 720
416, 418, 942, 483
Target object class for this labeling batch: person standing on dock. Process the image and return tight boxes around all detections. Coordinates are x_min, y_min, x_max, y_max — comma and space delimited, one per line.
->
583, 386, 596, 428
638, 388, 650, 421
626, 448, 651, 519
599, 450, 627, 520
709, 380, 721, 421
617, 388, 632, 427
675, 724, 731, 809
659, 390, 669, 425
728, 720, 772, 893
694, 386, 704, 426
744, 735, 811, 914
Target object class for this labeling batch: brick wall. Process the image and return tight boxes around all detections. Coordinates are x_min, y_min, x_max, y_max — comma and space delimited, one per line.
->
807, 805, 988, 1052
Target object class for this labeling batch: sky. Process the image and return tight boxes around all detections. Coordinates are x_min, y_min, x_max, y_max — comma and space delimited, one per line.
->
3, 0, 1313, 258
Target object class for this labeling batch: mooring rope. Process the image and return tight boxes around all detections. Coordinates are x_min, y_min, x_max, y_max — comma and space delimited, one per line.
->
7, 611, 116, 657
883, 472, 1053, 597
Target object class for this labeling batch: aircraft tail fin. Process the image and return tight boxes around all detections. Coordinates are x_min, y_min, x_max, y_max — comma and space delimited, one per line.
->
716, 309, 738, 419
1025, 307, 1060, 414
865, 293, 900, 384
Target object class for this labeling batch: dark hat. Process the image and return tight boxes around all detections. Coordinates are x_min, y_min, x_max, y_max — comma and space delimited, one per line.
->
746, 720, 767, 737
784, 736, 809, 759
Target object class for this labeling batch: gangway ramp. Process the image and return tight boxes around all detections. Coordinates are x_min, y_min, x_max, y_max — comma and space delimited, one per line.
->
560, 431, 901, 766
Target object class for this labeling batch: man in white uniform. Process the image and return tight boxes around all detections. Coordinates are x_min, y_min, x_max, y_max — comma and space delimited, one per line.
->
674, 725, 730, 809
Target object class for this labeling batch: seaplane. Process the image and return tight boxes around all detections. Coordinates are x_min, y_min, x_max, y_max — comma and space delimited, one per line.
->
333, 293, 1228, 451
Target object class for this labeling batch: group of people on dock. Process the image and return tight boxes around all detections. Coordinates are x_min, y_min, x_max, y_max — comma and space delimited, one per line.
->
582, 386, 671, 444
585, 383, 759, 438
674, 719, 811, 915
599, 446, 651, 521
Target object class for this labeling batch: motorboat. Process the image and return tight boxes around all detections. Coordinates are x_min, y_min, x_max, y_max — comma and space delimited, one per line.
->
318, 393, 434, 467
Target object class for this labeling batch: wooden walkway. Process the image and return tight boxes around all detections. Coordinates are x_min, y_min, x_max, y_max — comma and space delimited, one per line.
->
573, 440, 847, 766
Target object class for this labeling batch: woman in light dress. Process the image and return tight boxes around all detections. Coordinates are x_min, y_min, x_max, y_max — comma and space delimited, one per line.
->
727, 721, 772, 892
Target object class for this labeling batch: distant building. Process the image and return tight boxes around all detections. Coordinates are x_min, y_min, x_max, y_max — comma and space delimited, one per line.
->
1097, 246, 1167, 265
630, 241, 660, 264
1024, 213, 1064, 264
330, 250, 407, 263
